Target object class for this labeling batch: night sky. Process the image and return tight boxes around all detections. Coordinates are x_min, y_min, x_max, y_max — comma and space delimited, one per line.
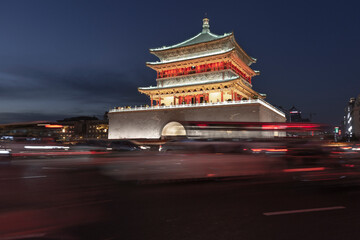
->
0, 0, 359, 125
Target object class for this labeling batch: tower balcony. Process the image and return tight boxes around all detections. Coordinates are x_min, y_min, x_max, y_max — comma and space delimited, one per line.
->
156, 70, 238, 88
109, 99, 285, 118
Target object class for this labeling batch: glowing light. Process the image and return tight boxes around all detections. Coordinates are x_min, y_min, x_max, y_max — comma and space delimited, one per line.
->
139, 145, 150, 150
261, 123, 321, 131
261, 125, 287, 130
251, 148, 288, 152
0, 150, 10, 154
12, 151, 109, 157
331, 151, 357, 154
24, 146, 69, 150
45, 124, 63, 128
341, 147, 352, 150
283, 167, 325, 173
155, 60, 251, 83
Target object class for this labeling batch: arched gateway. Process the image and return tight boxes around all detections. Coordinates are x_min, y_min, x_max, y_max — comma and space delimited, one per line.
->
161, 122, 186, 138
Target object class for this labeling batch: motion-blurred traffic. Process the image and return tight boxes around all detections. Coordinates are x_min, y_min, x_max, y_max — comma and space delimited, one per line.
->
2, 132, 360, 239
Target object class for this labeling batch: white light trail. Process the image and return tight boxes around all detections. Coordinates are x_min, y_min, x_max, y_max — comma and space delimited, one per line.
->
24, 146, 69, 150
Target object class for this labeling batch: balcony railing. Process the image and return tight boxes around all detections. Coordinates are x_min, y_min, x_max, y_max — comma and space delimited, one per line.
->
109, 99, 285, 117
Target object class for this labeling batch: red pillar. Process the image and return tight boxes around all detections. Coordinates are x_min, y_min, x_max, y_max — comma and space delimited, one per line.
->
196, 95, 200, 103
159, 98, 161, 106
221, 91, 224, 102
151, 97, 153, 107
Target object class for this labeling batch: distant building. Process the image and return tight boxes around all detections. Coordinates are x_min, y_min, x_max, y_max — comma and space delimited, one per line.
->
288, 106, 310, 123
0, 116, 109, 141
58, 116, 108, 141
0, 121, 63, 140
85, 119, 108, 139
343, 96, 360, 140
109, 18, 285, 139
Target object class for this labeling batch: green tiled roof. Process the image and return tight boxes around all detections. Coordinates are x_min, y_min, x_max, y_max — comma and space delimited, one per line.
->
150, 18, 231, 52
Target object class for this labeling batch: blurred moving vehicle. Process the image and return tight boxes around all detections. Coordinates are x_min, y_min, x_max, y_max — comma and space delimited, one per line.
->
0, 146, 11, 161
106, 140, 141, 151
282, 140, 360, 182
159, 138, 360, 183
0, 138, 144, 160
159, 139, 246, 153
159, 138, 287, 154
55, 140, 142, 152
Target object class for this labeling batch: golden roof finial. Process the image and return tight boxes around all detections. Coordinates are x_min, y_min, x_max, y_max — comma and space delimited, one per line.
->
202, 15, 210, 33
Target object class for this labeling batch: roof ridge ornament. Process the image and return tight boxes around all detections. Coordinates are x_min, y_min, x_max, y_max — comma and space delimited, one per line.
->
202, 17, 210, 33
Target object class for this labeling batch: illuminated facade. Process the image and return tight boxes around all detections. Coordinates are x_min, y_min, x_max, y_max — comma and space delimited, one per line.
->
58, 117, 108, 141
344, 96, 360, 140
108, 18, 285, 139
139, 18, 263, 106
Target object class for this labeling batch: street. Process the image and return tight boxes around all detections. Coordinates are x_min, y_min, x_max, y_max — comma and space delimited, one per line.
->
1, 152, 360, 239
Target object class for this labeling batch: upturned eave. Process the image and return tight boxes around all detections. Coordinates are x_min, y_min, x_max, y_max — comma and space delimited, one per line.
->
149, 32, 233, 53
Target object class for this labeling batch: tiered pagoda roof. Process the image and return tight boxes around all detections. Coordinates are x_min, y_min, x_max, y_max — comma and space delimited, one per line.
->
149, 27, 231, 51
146, 18, 257, 67
139, 18, 263, 102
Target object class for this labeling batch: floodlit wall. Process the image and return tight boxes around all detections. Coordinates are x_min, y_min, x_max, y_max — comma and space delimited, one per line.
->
108, 103, 286, 139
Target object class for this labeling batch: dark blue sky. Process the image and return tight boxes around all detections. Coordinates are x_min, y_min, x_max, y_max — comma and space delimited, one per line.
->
0, 0, 359, 124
